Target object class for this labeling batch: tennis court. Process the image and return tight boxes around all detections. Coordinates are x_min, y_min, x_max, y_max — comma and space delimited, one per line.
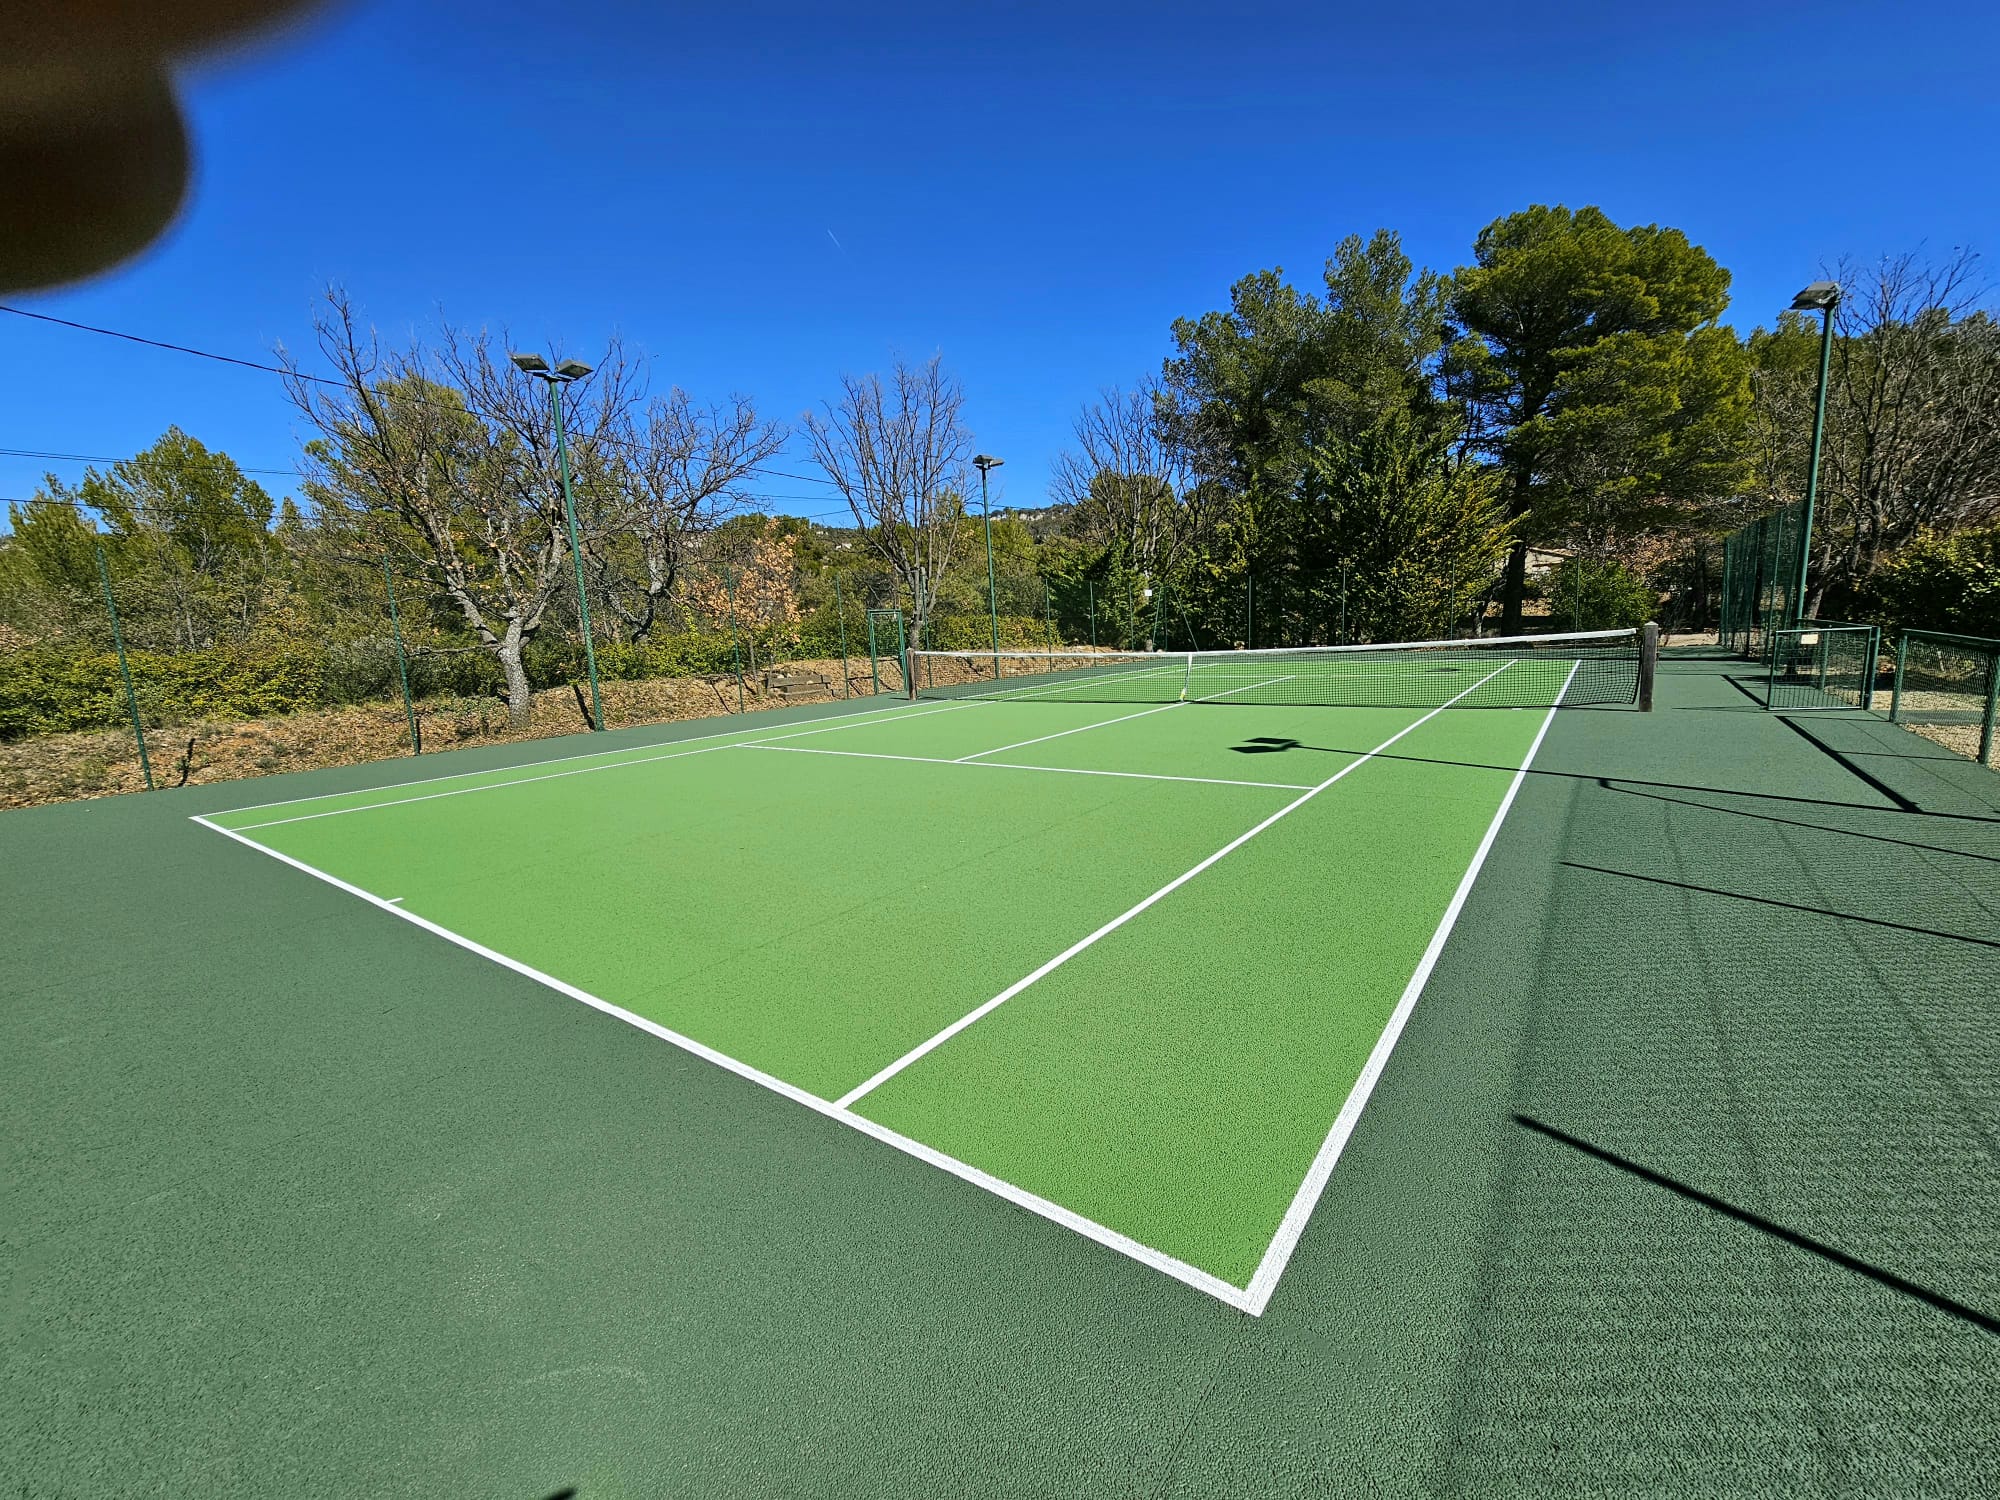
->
194, 631, 1644, 1308
11, 636, 2000, 1496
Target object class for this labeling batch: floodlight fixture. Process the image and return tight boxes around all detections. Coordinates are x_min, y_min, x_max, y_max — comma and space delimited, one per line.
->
509, 352, 550, 374
555, 359, 594, 380
1789, 281, 1841, 312
973, 456, 1005, 670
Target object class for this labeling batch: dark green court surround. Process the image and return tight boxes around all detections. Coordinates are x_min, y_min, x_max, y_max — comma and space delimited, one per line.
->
3, 653, 1994, 1497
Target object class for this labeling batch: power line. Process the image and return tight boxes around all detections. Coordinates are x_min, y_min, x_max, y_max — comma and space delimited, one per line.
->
0, 302, 845, 493
0, 445, 298, 477
0, 304, 320, 382
0, 490, 869, 528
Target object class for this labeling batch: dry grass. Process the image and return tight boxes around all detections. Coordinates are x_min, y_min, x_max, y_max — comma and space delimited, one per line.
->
0, 657, 889, 812
1904, 721, 1992, 765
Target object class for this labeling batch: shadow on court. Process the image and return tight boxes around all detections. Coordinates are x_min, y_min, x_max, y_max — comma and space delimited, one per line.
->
1227, 736, 2000, 827
1512, 1115, 1999, 1337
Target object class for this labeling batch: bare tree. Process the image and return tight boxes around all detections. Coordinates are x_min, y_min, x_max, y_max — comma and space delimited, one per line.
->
593, 390, 787, 640
1818, 250, 2000, 590
802, 355, 973, 650
283, 289, 639, 725
1050, 380, 1202, 580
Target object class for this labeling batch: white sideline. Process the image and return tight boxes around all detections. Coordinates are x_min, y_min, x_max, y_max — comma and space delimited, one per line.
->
833, 660, 1517, 1110
221, 702, 978, 832
739, 742, 1313, 792
187, 812, 1254, 1312
1237, 660, 1580, 1315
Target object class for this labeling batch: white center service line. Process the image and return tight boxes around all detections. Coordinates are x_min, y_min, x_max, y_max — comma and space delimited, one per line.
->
1188, 673, 1294, 703
955, 701, 1185, 761
739, 742, 1312, 791
832, 660, 1517, 1110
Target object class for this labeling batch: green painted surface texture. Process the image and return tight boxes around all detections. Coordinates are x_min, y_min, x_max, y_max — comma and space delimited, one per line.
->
857, 706, 1547, 1284
5, 667, 1996, 1497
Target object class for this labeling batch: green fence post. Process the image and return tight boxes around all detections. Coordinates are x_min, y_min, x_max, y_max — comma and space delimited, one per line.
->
1859, 626, 1878, 713
383, 559, 421, 755
1246, 576, 1254, 648
1087, 580, 1096, 650
725, 567, 745, 713
1981, 650, 1999, 767
95, 543, 153, 791
867, 611, 881, 696
1044, 579, 1055, 668
1890, 633, 1909, 723
835, 573, 852, 698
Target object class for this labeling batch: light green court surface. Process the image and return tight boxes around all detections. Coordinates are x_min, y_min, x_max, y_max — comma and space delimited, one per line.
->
201, 690, 1558, 1307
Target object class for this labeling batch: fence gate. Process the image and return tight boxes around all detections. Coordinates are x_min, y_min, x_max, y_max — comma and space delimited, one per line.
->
865, 609, 908, 697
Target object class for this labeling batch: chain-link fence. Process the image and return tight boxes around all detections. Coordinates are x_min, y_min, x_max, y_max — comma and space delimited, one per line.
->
1890, 629, 1999, 768
0, 531, 929, 808
1718, 500, 1806, 659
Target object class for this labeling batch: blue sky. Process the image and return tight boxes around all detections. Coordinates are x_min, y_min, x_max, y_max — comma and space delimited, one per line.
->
4, 0, 1995, 522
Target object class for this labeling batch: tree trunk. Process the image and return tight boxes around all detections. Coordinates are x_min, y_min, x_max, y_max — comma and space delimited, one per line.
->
1499, 539, 1529, 634
496, 623, 533, 727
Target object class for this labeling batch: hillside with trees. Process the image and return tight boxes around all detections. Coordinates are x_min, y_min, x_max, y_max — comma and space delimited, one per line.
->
5, 206, 1998, 804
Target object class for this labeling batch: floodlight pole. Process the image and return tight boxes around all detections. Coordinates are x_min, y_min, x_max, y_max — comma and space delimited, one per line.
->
548, 379, 605, 730
1792, 283, 1840, 626
975, 455, 1004, 677
514, 351, 605, 731
95, 543, 153, 791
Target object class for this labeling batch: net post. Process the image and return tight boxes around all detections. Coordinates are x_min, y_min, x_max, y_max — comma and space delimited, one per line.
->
1890, 633, 1908, 722
1638, 621, 1658, 712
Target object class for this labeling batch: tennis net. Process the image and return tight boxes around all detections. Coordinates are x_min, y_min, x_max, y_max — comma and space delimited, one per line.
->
910, 628, 1648, 709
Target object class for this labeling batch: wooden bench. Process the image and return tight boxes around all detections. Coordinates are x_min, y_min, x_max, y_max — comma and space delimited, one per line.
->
761, 669, 832, 700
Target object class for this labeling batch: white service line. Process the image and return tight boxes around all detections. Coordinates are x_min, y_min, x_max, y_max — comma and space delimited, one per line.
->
833, 660, 1518, 1110
222, 702, 979, 832
740, 742, 1312, 792
955, 701, 1185, 761
187, 811, 1256, 1312
1237, 659, 1578, 1316
205, 695, 949, 818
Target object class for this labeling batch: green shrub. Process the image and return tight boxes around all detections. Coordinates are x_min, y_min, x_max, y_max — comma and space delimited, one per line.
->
1537, 557, 1657, 632
0, 644, 327, 738
1865, 527, 2000, 638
